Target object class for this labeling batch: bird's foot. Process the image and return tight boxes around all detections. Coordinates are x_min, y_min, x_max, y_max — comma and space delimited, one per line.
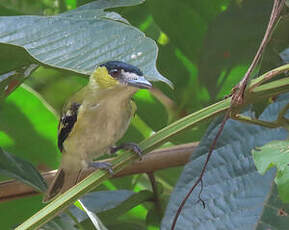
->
89, 162, 113, 175
110, 142, 142, 160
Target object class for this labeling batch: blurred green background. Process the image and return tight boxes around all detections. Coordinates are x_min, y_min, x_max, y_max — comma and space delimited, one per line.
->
0, 0, 288, 229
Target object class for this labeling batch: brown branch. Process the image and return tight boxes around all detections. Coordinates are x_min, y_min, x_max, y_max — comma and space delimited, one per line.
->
0, 142, 198, 203
147, 172, 162, 216
232, 0, 285, 105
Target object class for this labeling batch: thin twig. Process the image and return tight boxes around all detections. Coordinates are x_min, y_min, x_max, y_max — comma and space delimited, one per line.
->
147, 172, 162, 216
232, 0, 285, 105
171, 111, 229, 230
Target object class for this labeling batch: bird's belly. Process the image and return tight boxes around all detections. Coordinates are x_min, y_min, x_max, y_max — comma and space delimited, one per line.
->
63, 102, 131, 162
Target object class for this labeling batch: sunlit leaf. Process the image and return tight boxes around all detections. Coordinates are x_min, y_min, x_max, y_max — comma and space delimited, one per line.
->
253, 140, 289, 203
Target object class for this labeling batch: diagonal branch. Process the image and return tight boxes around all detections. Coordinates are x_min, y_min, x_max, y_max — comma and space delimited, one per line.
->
232, 0, 285, 106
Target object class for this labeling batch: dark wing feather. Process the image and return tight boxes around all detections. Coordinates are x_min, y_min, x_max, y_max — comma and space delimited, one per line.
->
58, 102, 81, 152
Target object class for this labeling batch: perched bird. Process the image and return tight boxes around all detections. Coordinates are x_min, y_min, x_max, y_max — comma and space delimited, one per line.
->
43, 61, 152, 202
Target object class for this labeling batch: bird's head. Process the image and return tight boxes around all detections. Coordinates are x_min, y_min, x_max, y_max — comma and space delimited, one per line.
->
91, 61, 152, 90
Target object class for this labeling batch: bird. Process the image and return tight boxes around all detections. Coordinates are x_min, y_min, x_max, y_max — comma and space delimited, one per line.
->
43, 61, 152, 202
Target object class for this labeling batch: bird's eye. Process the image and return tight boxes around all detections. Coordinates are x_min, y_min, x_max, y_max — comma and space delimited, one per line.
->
110, 69, 120, 78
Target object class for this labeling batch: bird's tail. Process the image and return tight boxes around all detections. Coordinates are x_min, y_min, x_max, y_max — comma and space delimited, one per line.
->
43, 166, 82, 203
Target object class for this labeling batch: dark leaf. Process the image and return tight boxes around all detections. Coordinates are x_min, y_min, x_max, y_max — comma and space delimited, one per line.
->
0, 148, 47, 191
162, 94, 289, 229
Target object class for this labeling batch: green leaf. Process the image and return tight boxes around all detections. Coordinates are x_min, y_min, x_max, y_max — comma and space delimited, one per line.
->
162, 94, 289, 229
0, 0, 172, 87
0, 85, 59, 169
253, 140, 289, 202
78, 200, 109, 230
0, 148, 47, 191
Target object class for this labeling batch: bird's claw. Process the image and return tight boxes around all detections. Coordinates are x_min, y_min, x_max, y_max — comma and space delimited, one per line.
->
89, 162, 114, 175
110, 142, 142, 160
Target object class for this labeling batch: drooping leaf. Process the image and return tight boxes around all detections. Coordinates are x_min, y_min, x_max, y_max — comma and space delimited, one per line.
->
78, 200, 109, 230
0, 148, 47, 191
162, 94, 289, 229
253, 140, 289, 203
0, 0, 172, 87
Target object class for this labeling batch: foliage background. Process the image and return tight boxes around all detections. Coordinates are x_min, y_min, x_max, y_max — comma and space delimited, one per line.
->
0, 0, 288, 229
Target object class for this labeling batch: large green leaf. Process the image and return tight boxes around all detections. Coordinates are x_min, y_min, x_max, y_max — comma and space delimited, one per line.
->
162, 94, 289, 229
0, 0, 172, 87
253, 140, 289, 203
